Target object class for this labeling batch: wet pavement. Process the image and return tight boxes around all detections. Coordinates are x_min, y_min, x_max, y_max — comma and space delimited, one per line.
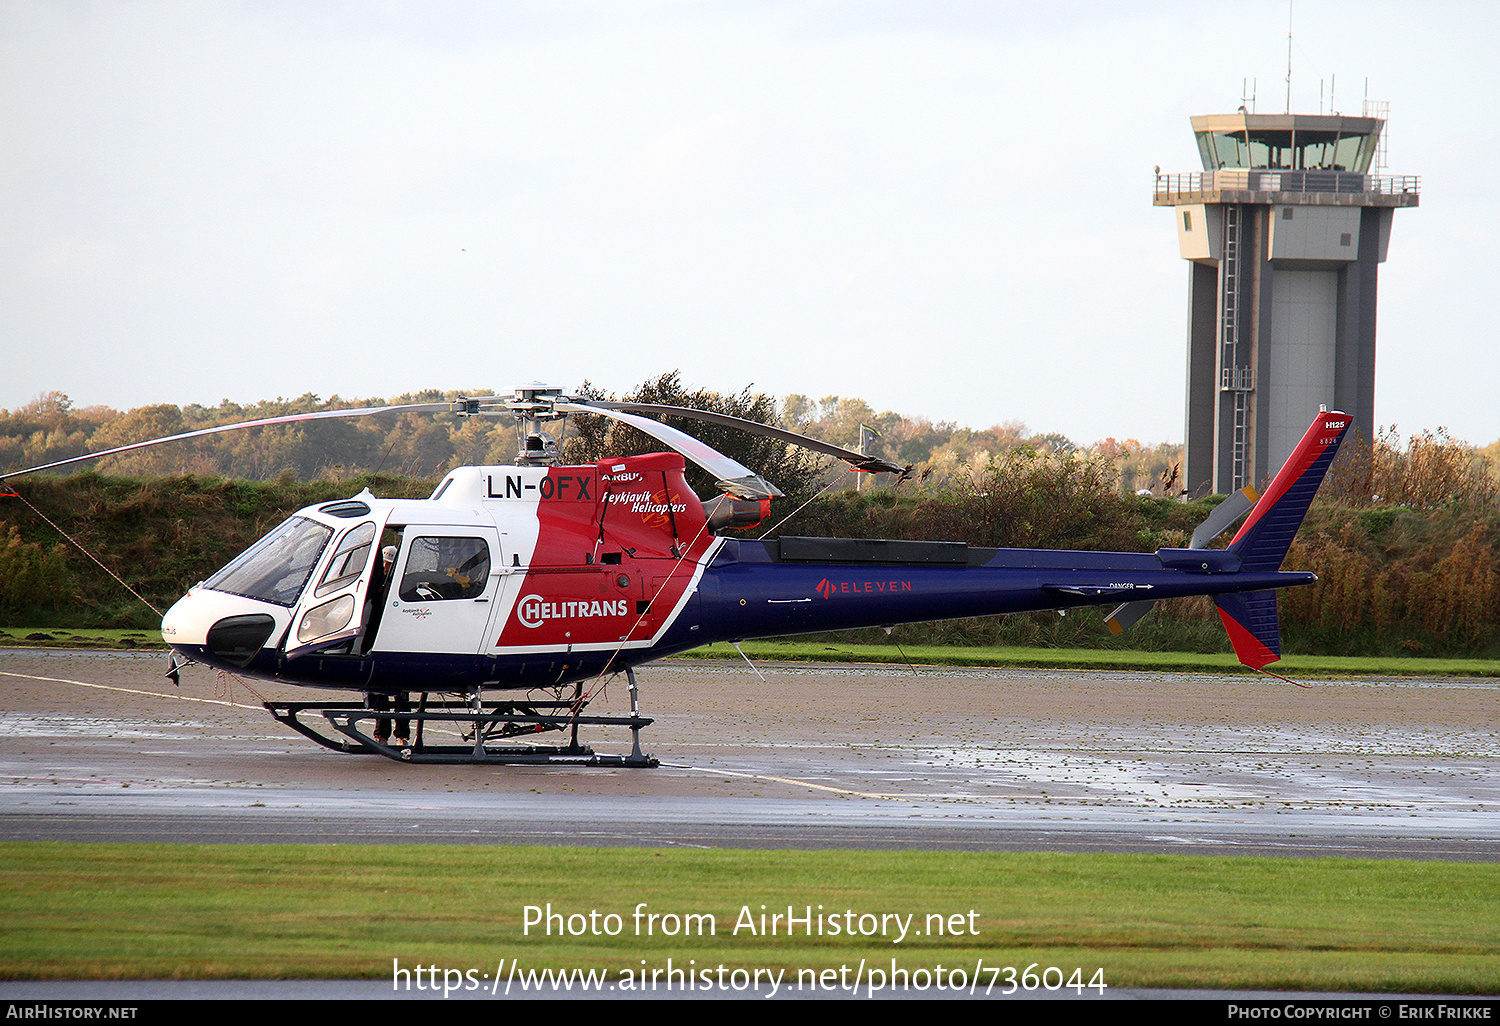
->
2, 649, 1498, 858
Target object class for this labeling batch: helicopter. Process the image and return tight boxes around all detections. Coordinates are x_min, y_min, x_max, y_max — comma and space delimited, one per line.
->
2, 385, 1353, 767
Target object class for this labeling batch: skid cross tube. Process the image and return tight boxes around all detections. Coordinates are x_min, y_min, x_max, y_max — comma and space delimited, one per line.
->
264, 699, 657, 766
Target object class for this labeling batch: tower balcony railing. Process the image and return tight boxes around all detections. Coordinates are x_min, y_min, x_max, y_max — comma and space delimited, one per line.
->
1155, 170, 1420, 202
1220, 366, 1255, 392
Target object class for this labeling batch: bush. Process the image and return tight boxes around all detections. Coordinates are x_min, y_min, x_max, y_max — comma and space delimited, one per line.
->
0, 524, 79, 616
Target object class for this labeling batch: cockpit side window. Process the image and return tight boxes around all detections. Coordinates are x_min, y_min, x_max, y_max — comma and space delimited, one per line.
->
398, 536, 490, 601
204, 517, 333, 607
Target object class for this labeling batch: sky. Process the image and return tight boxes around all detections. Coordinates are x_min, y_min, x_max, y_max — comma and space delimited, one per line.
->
3, 0, 1497, 447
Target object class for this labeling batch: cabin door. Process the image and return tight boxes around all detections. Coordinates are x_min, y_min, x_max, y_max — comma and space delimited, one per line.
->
370, 526, 503, 656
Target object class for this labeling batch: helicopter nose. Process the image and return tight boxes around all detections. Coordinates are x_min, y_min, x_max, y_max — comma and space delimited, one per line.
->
161, 588, 284, 669
161, 590, 205, 647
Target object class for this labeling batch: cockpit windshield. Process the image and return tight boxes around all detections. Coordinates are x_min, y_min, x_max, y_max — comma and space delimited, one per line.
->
203, 516, 333, 607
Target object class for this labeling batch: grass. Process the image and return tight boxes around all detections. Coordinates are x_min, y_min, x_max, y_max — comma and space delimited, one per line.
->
683, 640, 1500, 678
2, 843, 1498, 992
0, 627, 163, 650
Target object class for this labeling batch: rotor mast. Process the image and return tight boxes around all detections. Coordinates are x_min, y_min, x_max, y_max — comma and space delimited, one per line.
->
453, 382, 568, 466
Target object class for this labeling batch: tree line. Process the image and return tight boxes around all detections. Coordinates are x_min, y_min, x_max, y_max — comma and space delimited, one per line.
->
2, 373, 1189, 496
2, 419, 1495, 658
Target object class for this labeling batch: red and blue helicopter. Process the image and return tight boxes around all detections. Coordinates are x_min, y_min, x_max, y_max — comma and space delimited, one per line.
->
3, 385, 1352, 766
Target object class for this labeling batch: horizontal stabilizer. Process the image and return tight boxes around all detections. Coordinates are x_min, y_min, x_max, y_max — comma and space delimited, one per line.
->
1044, 584, 1148, 598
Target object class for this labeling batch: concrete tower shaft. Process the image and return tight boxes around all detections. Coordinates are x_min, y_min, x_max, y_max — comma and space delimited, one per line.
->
1155, 111, 1419, 496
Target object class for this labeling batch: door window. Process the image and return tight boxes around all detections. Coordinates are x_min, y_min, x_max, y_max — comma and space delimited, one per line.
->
315, 522, 377, 598
398, 536, 491, 601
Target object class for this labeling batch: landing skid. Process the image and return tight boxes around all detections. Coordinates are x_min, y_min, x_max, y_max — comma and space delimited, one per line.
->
264, 694, 657, 767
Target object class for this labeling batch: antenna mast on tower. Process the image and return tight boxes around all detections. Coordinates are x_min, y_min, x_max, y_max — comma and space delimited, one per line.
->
1285, 0, 1294, 113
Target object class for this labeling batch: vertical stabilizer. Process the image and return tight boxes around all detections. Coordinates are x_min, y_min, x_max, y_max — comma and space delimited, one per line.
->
1228, 411, 1351, 573
1215, 590, 1282, 670
1216, 410, 1352, 668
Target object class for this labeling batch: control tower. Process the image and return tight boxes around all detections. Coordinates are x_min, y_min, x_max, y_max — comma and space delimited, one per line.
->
1155, 111, 1419, 495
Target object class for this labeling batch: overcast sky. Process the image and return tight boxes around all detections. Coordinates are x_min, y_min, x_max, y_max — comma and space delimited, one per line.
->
3, 0, 1496, 447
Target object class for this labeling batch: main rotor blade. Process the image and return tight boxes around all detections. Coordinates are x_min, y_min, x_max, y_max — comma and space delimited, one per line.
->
0, 402, 454, 480
1189, 486, 1259, 549
582, 400, 906, 475
554, 402, 783, 499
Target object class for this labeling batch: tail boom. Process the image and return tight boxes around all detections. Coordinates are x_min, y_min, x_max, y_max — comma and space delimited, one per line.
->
685, 413, 1351, 672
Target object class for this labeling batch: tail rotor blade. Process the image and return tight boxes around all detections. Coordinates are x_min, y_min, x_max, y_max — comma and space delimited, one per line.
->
1189, 485, 1259, 549
1104, 599, 1156, 635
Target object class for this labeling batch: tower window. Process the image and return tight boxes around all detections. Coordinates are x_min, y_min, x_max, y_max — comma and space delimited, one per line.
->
1340, 233, 1352, 247
1282, 207, 1294, 220
1182, 211, 1193, 231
